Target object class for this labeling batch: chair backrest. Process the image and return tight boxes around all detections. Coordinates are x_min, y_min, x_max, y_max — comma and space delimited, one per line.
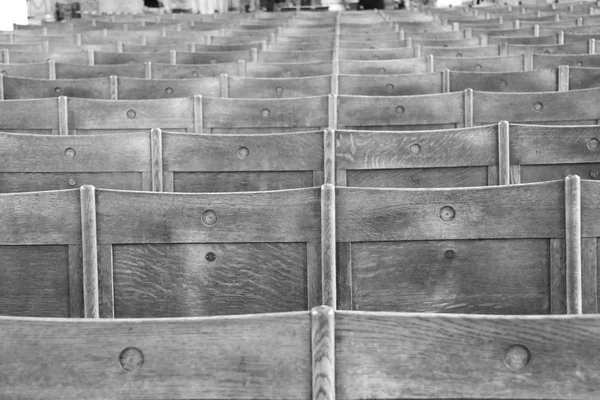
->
202, 95, 331, 133
0, 131, 156, 192
509, 124, 600, 184
534, 53, 600, 69
258, 49, 333, 63
55, 62, 148, 78
507, 40, 590, 55
176, 49, 255, 64
0, 97, 60, 134
449, 69, 559, 92
567, 66, 600, 89
473, 87, 600, 125
1, 76, 112, 99
336, 92, 467, 131
335, 125, 501, 188
421, 45, 499, 58
151, 61, 241, 78
161, 130, 326, 192
0, 61, 51, 78
0, 311, 313, 399
338, 73, 443, 95
339, 58, 429, 75
336, 181, 570, 314
94, 186, 323, 317
94, 50, 173, 64
4, 50, 90, 65
0, 189, 82, 317
338, 47, 415, 61
117, 76, 221, 99
336, 311, 600, 399
225, 75, 331, 98
434, 54, 526, 72
488, 33, 559, 45
245, 61, 333, 77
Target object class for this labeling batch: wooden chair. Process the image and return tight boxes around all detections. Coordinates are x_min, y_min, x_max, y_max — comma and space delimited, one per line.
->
151, 61, 241, 79
201, 95, 331, 133
339, 58, 429, 75
176, 50, 255, 64
338, 47, 416, 61
160, 129, 327, 192
0, 188, 83, 317
258, 49, 334, 63
3, 50, 90, 65
1, 76, 112, 99
420, 45, 499, 58
338, 73, 443, 95
0, 61, 51, 79
93, 186, 327, 317
509, 124, 600, 185
116, 76, 221, 99
245, 61, 333, 77
506, 40, 591, 55
568, 66, 600, 90
55, 62, 148, 79
335, 125, 502, 188
336, 311, 600, 398
336, 92, 468, 131
0, 131, 156, 192
488, 33, 559, 45
0, 310, 322, 399
434, 54, 527, 72
533, 53, 600, 69
0, 98, 61, 134
336, 179, 577, 314
449, 69, 559, 92
225, 75, 331, 98
473, 87, 600, 125
93, 50, 173, 65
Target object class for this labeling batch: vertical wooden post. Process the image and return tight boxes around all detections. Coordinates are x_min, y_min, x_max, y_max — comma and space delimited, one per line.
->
558, 65, 569, 92
150, 128, 163, 192
463, 89, 473, 127
565, 175, 582, 314
58, 96, 69, 136
311, 306, 335, 400
80, 185, 99, 319
498, 121, 510, 186
220, 74, 229, 98
321, 184, 336, 309
193, 94, 203, 133
323, 129, 335, 186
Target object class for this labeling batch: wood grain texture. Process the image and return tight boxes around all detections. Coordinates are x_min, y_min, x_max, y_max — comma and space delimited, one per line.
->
582, 238, 598, 313
565, 175, 583, 314
202, 96, 329, 129
339, 58, 429, 75
227, 75, 331, 98
163, 130, 323, 171
0, 311, 311, 399
0, 62, 51, 79
112, 243, 308, 317
550, 238, 567, 314
337, 93, 464, 129
96, 187, 321, 244
321, 184, 336, 310
94, 50, 172, 64
307, 242, 322, 309
498, 120, 510, 185
473, 87, 600, 124
150, 62, 240, 79
568, 66, 600, 90
117, 76, 220, 99
177, 50, 254, 64
450, 68, 558, 92
421, 45, 500, 58
97, 244, 114, 319
0, 189, 81, 244
150, 128, 163, 192
435, 55, 525, 72
80, 185, 98, 319
0, 98, 59, 133
534, 53, 600, 69
581, 179, 600, 238
336, 126, 498, 170
2, 76, 112, 100
339, 73, 443, 95
311, 306, 335, 400
68, 97, 196, 132
54, 62, 147, 79
338, 47, 414, 60
337, 182, 565, 241
508, 40, 589, 55
0, 245, 71, 317
346, 167, 490, 188
258, 49, 333, 63
349, 239, 550, 314
336, 311, 600, 399
245, 61, 333, 78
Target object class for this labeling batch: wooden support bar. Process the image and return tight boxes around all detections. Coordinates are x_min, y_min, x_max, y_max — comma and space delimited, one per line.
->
311, 306, 335, 400
150, 128, 163, 192
498, 121, 510, 186
321, 184, 336, 309
80, 185, 99, 319
565, 175, 582, 314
